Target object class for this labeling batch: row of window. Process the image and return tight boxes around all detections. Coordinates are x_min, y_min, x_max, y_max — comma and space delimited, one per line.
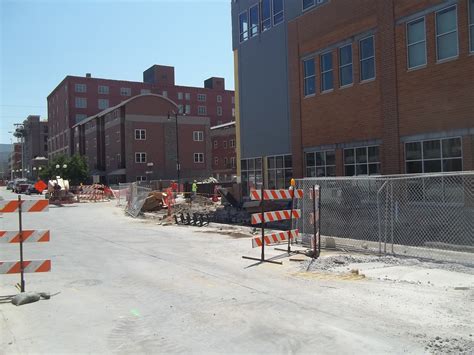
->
214, 156, 236, 168
213, 139, 235, 149
303, 0, 325, 11
304, 137, 462, 177
75, 84, 135, 96
406, 4, 473, 70
75, 97, 110, 110
304, 35, 375, 96
135, 152, 205, 164
239, 0, 284, 43
134, 129, 205, 142
176, 92, 234, 104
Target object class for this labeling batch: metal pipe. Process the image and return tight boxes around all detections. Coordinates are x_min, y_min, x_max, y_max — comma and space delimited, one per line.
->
18, 195, 25, 292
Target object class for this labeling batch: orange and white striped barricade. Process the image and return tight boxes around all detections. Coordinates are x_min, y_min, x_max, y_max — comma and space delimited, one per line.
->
243, 183, 304, 265
0, 196, 50, 292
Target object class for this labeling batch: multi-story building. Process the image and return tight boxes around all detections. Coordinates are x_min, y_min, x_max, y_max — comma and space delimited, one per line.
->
9, 143, 22, 179
73, 94, 211, 184
211, 121, 237, 182
232, 0, 474, 195
21, 115, 49, 176
48, 65, 235, 159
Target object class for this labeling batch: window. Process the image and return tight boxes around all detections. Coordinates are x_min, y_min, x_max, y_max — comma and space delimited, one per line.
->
193, 131, 204, 141
305, 150, 336, 177
217, 106, 222, 116
224, 157, 228, 166
232, 108, 235, 117
303, 0, 315, 11
239, 11, 249, 42
194, 153, 204, 163
344, 146, 380, 176
178, 92, 183, 100
231, 96, 235, 104
135, 152, 147, 163
198, 106, 207, 115
75, 97, 87, 108
75, 84, 86, 93
121, 87, 131, 96
140, 89, 151, 94
359, 36, 375, 81
75, 114, 87, 124
241, 157, 263, 196
261, 0, 271, 32
214, 157, 218, 165
98, 85, 109, 94
213, 140, 218, 149
185, 105, 191, 114
405, 137, 462, 173
303, 58, 316, 96
178, 104, 184, 114
185, 93, 191, 100
470, 0, 474, 52
320, 52, 333, 92
223, 141, 228, 149
197, 93, 206, 102
339, 44, 353, 86
217, 95, 222, 103
249, 4, 259, 38
136, 176, 147, 182
407, 17, 427, 69
105, 135, 110, 146
229, 139, 235, 148
273, 0, 284, 25
98, 99, 109, 110
231, 157, 236, 168
162, 91, 168, 98
436, 5, 458, 61
267, 155, 292, 190
135, 129, 146, 140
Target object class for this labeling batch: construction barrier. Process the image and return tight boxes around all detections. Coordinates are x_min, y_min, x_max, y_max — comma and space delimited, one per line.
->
78, 185, 110, 202
0, 196, 51, 292
252, 229, 299, 248
250, 189, 304, 200
250, 209, 301, 224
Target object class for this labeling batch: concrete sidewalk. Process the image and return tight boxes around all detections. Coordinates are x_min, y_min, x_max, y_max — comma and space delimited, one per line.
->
0, 189, 473, 354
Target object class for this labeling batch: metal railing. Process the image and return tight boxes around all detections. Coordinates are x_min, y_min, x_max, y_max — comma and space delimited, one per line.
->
295, 172, 474, 265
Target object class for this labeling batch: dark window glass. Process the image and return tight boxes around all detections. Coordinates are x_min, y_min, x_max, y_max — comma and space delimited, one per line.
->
344, 149, 354, 164
255, 158, 262, 170
436, 6, 458, 60
368, 163, 380, 175
407, 18, 427, 68
424, 160, 442, 173
239, 11, 249, 42
306, 167, 315, 177
249, 5, 259, 37
316, 167, 325, 177
241, 159, 247, 170
360, 37, 375, 81
267, 157, 275, 169
368, 146, 379, 163
315, 152, 325, 166
303, 0, 314, 10
356, 147, 367, 163
306, 152, 315, 167
345, 165, 355, 176
356, 164, 368, 175
284, 155, 292, 168
273, 0, 284, 25
423, 140, 441, 159
326, 166, 336, 176
320, 52, 333, 91
261, 0, 271, 32
248, 158, 255, 170
276, 156, 284, 169
442, 137, 462, 158
406, 142, 422, 160
304, 59, 316, 96
326, 151, 335, 166
443, 158, 462, 172
339, 45, 353, 86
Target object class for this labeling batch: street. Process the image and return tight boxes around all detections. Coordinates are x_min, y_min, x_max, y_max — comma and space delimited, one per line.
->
1, 187, 473, 354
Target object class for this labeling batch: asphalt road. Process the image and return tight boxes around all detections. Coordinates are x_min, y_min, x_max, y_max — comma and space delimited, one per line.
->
0, 188, 472, 354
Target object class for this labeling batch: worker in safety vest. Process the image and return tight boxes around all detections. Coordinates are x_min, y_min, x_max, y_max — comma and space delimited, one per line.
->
192, 180, 198, 199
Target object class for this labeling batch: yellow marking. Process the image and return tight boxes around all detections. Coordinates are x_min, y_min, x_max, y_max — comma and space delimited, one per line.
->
292, 271, 366, 281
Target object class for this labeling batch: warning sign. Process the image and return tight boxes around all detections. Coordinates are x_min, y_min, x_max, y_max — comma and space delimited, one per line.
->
34, 180, 47, 193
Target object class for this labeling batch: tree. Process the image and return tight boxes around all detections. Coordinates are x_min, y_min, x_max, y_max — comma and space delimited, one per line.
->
39, 155, 89, 185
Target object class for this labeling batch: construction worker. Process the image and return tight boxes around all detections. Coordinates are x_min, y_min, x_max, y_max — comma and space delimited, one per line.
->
192, 180, 198, 199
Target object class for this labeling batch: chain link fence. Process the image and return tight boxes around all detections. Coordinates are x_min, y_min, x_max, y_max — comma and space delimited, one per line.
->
295, 172, 474, 265
120, 182, 151, 218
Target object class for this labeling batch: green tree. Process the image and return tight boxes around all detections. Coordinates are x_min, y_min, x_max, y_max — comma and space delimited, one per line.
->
39, 155, 89, 185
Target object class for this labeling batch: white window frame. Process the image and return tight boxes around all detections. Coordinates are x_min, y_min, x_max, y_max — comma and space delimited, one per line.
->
339, 44, 353, 87
121, 87, 131, 96
239, 10, 249, 43
232, 108, 235, 117
185, 93, 191, 100
135, 152, 147, 163
98, 98, 109, 110
303, 58, 316, 97
272, 0, 284, 26
223, 141, 228, 149
197, 93, 207, 102
98, 85, 109, 94
185, 105, 191, 114
229, 139, 235, 148
470, 0, 474, 53
435, 5, 459, 62
344, 146, 380, 176
305, 150, 336, 177
217, 95, 222, 103
320, 51, 333, 92
303, 0, 315, 12
359, 35, 376, 82
75, 97, 87, 108
178, 104, 184, 114
75, 84, 86, 93
406, 16, 427, 70
230, 157, 236, 168
194, 153, 204, 163
213, 140, 218, 149
193, 131, 204, 142
198, 106, 207, 115
405, 137, 463, 174
135, 129, 146, 140
217, 106, 223, 116
249, 4, 259, 38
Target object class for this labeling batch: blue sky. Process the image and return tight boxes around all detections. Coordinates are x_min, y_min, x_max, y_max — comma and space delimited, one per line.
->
0, 0, 234, 144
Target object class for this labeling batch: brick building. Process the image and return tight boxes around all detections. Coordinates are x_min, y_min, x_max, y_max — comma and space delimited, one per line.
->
9, 143, 22, 179
211, 121, 237, 182
48, 65, 235, 159
73, 94, 211, 184
21, 115, 49, 177
232, 0, 474, 195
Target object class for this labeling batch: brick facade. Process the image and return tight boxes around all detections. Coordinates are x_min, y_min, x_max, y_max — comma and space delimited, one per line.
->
210, 122, 237, 182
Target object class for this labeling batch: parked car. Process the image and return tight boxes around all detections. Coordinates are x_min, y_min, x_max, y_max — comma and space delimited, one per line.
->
26, 184, 42, 195
13, 179, 29, 194
6, 181, 14, 190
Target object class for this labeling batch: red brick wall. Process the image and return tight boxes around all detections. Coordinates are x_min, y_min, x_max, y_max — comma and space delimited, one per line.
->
211, 128, 237, 178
